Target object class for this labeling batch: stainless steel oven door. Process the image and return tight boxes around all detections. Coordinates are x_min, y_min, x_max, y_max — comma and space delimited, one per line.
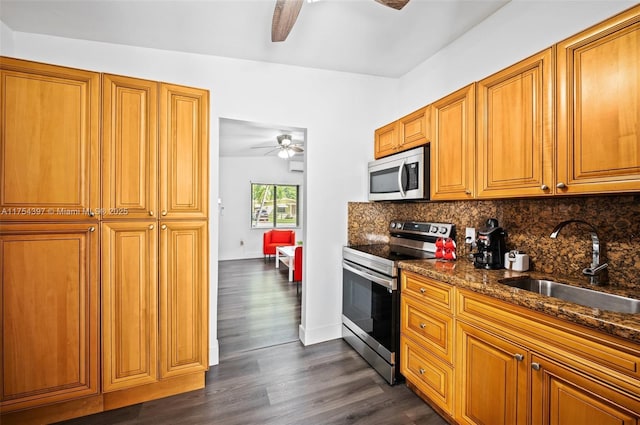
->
341, 259, 398, 362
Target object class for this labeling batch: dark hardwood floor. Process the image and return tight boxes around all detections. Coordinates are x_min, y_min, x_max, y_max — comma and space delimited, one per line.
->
56, 258, 447, 425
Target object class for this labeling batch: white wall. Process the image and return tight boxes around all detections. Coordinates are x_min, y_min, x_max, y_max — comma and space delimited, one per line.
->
0, 21, 14, 56
219, 156, 304, 260
397, 0, 637, 115
1, 29, 398, 364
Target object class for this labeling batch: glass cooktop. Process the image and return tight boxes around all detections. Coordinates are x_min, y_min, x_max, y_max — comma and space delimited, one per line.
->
347, 243, 436, 262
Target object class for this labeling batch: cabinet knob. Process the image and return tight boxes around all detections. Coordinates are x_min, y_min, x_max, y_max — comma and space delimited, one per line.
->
531, 362, 541, 371
419, 323, 427, 329
161, 210, 168, 216
465, 189, 472, 195
149, 211, 154, 216
88, 226, 95, 232
161, 224, 167, 230
556, 182, 567, 189
514, 353, 524, 361
419, 368, 425, 375
88, 210, 95, 217
540, 184, 549, 191
149, 224, 154, 230
419, 288, 426, 294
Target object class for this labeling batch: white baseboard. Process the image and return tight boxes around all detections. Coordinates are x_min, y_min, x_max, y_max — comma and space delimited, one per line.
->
209, 338, 219, 366
298, 322, 342, 346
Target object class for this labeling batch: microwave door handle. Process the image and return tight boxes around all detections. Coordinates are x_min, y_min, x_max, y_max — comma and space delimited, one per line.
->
397, 159, 407, 198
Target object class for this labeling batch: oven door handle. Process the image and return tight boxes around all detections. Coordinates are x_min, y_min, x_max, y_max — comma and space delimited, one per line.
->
342, 260, 396, 291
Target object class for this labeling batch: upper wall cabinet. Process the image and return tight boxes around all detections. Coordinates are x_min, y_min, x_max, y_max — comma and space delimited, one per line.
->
431, 84, 476, 200
159, 83, 209, 219
374, 106, 430, 159
476, 48, 554, 198
0, 58, 100, 221
556, 5, 640, 195
102, 74, 158, 219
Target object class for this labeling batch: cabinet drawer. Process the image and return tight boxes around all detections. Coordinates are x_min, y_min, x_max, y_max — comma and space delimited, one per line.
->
401, 295, 453, 363
401, 335, 454, 416
401, 271, 453, 312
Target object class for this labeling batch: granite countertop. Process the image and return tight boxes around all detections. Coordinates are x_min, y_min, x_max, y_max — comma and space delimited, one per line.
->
398, 258, 640, 344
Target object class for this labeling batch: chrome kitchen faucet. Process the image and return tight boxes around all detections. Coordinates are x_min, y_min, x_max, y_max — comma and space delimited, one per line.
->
550, 219, 608, 285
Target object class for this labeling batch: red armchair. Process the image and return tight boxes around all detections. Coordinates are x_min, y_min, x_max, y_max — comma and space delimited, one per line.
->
263, 229, 295, 262
294, 246, 302, 294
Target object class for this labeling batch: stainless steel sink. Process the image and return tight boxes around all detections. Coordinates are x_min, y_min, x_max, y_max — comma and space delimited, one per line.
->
498, 278, 640, 314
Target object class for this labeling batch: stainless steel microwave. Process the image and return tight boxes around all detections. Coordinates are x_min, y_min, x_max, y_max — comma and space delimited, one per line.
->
368, 146, 429, 201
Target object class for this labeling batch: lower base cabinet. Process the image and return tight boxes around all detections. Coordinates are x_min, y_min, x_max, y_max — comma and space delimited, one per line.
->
399, 274, 640, 425
531, 354, 640, 425
455, 321, 528, 425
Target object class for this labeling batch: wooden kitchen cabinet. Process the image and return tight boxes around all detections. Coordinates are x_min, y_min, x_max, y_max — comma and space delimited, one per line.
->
531, 354, 640, 425
101, 221, 158, 392
159, 83, 209, 219
159, 220, 209, 378
431, 84, 476, 200
374, 106, 430, 159
556, 5, 640, 195
0, 57, 100, 221
455, 321, 529, 425
102, 74, 158, 219
456, 287, 640, 425
0, 223, 99, 412
374, 120, 400, 159
400, 271, 455, 418
476, 48, 554, 198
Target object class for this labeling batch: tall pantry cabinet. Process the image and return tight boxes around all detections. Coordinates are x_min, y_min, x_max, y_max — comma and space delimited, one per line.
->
0, 57, 209, 424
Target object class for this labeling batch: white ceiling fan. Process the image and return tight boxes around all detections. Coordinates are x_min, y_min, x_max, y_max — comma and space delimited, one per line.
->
272, 0, 411, 42
251, 134, 305, 159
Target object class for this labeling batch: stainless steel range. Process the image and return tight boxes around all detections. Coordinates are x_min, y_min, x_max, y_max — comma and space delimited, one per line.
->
342, 220, 456, 384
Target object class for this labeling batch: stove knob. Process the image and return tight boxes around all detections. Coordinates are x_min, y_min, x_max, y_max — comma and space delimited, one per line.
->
430, 225, 438, 234
439, 227, 448, 234
390, 222, 396, 229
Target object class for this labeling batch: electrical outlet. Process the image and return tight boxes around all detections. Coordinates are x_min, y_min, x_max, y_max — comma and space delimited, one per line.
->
465, 227, 476, 244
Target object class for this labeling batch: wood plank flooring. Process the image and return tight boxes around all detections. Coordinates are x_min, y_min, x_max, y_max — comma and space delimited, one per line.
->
56, 259, 447, 425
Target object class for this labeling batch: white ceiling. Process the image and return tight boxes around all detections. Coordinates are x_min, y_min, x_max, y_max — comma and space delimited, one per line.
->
0, 0, 509, 78
0, 0, 509, 158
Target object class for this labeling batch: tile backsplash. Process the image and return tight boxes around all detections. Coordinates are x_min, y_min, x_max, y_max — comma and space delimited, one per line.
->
348, 196, 640, 289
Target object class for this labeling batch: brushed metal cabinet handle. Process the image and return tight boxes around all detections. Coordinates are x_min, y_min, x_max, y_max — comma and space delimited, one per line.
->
540, 184, 548, 191
531, 362, 541, 371
514, 353, 524, 361
419, 323, 427, 329
556, 182, 567, 189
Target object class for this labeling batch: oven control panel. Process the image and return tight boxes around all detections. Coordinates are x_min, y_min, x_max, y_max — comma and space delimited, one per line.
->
389, 220, 455, 239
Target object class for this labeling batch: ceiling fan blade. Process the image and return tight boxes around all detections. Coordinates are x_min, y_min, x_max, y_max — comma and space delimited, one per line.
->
272, 0, 304, 42
251, 145, 276, 149
374, 0, 410, 10
290, 146, 304, 153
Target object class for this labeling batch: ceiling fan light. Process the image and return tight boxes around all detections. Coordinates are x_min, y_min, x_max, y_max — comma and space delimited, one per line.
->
277, 147, 296, 159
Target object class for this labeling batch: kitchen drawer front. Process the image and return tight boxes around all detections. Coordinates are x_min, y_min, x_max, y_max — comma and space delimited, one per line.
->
401, 295, 453, 363
401, 335, 454, 416
457, 289, 640, 395
401, 271, 453, 313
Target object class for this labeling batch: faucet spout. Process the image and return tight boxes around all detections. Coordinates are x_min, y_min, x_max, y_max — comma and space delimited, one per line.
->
549, 219, 608, 285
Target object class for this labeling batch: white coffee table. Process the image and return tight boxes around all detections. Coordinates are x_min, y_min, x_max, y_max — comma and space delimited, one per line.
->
275, 245, 296, 282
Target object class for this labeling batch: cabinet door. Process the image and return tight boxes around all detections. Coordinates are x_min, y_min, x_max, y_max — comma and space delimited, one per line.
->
159, 221, 208, 378
103, 74, 158, 220
531, 354, 640, 425
159, 83, 209, 219
399, 106, 430, 150
0, 223, 99, 412
101, 221, 158, 392
374, 121, 399, 159
0, 57, 99, 221
431, 84, 476, 200
456, 321, 528, 425
556, 6, 640, 195
477, 48, 554, 198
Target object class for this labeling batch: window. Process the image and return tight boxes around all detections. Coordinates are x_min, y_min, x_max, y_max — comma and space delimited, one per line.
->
251, 183, 299, 228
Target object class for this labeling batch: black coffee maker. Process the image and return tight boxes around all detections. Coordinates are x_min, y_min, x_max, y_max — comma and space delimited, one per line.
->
473, 218, 507, 269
